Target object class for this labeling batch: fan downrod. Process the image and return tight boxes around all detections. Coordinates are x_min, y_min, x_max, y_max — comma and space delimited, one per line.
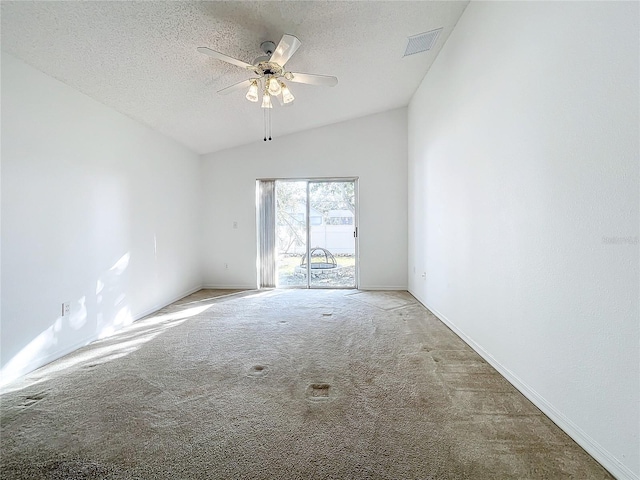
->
253, 41, 276, 65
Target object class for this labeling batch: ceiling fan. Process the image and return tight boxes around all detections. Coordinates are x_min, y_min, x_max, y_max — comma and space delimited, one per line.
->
197, 34, 338, 109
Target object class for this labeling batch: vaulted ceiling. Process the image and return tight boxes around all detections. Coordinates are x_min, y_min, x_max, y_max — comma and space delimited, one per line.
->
1, 1, 468, 154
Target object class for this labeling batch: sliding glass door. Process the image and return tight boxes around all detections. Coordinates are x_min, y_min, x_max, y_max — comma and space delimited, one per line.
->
273, 179, 357, 289
307, 181, 356, 288
275, 181, 308, 287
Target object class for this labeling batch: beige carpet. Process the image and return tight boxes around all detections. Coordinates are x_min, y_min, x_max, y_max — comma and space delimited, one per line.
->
0, 289, 612, 479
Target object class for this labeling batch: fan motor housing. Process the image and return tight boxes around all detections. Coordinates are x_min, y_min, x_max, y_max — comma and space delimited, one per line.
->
253, 61, 284, 77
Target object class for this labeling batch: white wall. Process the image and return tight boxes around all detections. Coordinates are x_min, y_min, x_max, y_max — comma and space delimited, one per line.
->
408, 2, 638, 479
201, 108, 407, 290
1, 53, 202, 386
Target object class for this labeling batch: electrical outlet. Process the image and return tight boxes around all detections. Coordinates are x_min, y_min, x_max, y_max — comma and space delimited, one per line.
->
224, 263, 229, 269
232, 221, 238, 229
62, 302, 71, 317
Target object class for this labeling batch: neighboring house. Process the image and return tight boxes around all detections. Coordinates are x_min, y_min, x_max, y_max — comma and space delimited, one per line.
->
312, 210, 354, 254
279, 206, 355, 255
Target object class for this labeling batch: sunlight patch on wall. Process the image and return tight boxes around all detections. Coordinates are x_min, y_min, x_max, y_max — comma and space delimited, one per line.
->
1, 324, 57, 386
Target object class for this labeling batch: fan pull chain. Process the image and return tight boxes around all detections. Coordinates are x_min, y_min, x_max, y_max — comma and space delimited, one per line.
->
263, 108, 273, 141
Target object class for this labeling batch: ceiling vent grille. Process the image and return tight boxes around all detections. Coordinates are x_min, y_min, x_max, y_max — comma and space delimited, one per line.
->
403, 28, 443, 57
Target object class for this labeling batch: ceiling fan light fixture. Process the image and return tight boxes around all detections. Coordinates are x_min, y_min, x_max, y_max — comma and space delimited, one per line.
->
261, 92, 273, 109
281, 82, 295, 104
198, 35, 337, 141
245, 80, 259, 102
267, 77, 282, 96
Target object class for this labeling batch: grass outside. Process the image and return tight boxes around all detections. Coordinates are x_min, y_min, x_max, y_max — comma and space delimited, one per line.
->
277, 254, 356, 287
277, 254, 355, 274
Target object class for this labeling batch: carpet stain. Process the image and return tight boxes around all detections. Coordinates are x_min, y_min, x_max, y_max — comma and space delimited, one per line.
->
247, 365, 269, 377
43, 459, 118, 479
307, 383, 331, 400
19, 392, 46, 408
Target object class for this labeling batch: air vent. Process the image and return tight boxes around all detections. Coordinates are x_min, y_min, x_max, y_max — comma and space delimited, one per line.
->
403, 28, 443, 57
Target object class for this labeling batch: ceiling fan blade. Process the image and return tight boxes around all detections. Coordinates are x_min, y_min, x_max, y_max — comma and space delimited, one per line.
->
287, 72, 338, 87
197, 47, 253, 69
269, 34, 301, 67
217, 79, 253, 95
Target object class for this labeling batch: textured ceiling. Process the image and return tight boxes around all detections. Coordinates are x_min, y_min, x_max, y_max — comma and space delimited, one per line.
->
1, 1, 468, 154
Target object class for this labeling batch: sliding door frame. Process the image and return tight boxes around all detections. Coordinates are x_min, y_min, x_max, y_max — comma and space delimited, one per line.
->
263, 177, 359, 289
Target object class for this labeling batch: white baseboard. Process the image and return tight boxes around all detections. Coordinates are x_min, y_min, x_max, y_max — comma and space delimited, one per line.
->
410, 290, 637, 480
201, 284, 257, 290
133, 284, 203, 319
201, 284, 408, 292
358, 285, 408, 291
